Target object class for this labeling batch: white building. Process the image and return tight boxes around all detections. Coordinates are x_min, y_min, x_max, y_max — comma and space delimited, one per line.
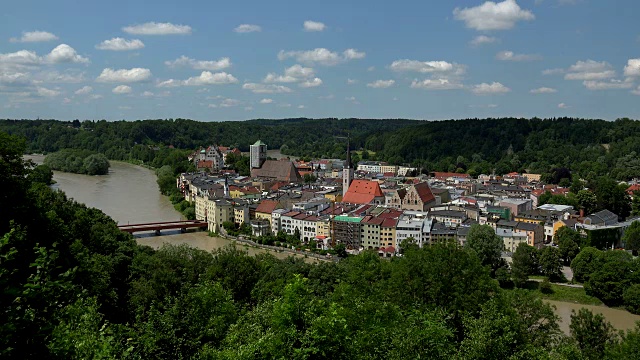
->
250, 140, 267, 169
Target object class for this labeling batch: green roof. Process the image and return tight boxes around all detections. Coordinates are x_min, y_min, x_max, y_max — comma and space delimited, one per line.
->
252, 140, 267, 146
334, 216, 363, 223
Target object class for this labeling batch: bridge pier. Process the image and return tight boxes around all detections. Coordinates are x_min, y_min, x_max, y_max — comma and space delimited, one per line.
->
181, 227, 186, 233
155, 230, 161, 236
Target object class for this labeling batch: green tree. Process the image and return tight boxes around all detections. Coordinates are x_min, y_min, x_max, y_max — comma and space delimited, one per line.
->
538, 246, 564, 281
622, 221, 640, 254
83, 153, 110, 175
585, 260, 632, 306
570, 308, 618, 360
28, 164, 54, 185
465, 224, 504, 271
334, 243, 348, 258
624, 284, 640, 314
556, 227, 581, 264
576, 189, 597, 215
632, 191, 640, 216
511, 243, 539, 287
570, 247, 603, 283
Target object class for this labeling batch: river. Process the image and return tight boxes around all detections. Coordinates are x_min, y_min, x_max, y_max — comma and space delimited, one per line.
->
23, 155, 640, 332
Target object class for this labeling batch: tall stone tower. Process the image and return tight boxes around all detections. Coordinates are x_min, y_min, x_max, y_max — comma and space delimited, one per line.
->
250, 140, 267, 169
342, 137, 354, 197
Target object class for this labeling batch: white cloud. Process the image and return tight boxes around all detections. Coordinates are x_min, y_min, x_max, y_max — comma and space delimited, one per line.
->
10, 31, 58, 43
496, 50, 542, 61
165, 55, 231, 71
390, 59, 466, 76
234, 24, 262, 33
542, 68, 564, 75
89, 94, 103, 100
299, 77, 323, 88
74, 86, 93, 95
471, 82, 511, 95
141, 91, 154, 97
0, 50, 41, 68
565, 60, 615, 80
367, 79, 395, 88
156, 79, 182, 87
530, 87, 557, 93
36, 70, 85, 83
220, 98, 240, 107
345, 96, 359, 104
0, 72, 31, 85
45, 44, 89, 64
183, 71, 238, 86
343, 49, 366, 60
367, 66, 375, 72
242, 83, 292, 94
96, 68, 152, 83
36, 86, 60, 97
582, 79, 634, 90
624, 59, 640, 77
453, 0, 535, 31
278, 103, 292, 108
264, 64, 315, 83
278, 48, 341, 66
558, 102, 570, 108
347, 78, 357, 85
244, 106, 253, 111
259, 98, 273, 104
122, 22, 192, 35
632, 86, 640, 96
303, 20, 326, 32
410, 79, 465, 90
298, 105, 305, 109
470, 35, 498, 46
112, 85, 132, 94
96, 38, 145, 51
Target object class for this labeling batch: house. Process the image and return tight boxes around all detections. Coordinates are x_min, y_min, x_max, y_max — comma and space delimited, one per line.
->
251, 159, 303, 183
334, 215, 363, 250
584, 209, 619, 226
380, 218, 398, 250
431, 172, 472, 181
499, 198, 532, 217
627, 184, 640, 197
206, 199, 234, 233
343, 179, 385, 205
361, 216, 384, 250
392, 182, 437, 211
255, 200, 281, 222
429, 210, 467, 226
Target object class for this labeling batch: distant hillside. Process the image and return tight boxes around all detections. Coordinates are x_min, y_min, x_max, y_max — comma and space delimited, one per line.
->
2, 117, 640, 181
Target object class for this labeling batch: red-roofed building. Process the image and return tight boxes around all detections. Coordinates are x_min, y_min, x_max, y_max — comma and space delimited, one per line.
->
431, 172, 471, 181
197, 160, 214, 170
627, 184, 640, 197
342, 179, 385, 205
401, 182, 436, 211
255, 200, 281, 221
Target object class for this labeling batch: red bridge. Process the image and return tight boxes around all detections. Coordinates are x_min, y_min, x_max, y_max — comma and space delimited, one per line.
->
118, 220, 208, 235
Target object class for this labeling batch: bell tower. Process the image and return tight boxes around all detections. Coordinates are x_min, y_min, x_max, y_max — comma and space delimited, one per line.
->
342, 137, 354, 197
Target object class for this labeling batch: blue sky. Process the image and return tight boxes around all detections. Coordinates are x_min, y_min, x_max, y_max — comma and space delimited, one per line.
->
1, 0, 640, 121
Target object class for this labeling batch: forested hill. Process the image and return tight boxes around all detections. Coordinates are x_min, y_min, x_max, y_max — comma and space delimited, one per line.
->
3, 117, 640, 181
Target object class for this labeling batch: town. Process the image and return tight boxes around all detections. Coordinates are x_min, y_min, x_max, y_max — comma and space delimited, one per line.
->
178, 140, 640, 257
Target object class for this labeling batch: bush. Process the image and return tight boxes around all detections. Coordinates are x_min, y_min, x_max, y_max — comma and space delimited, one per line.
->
539, 279, 553, 294
624, 284, 640, 314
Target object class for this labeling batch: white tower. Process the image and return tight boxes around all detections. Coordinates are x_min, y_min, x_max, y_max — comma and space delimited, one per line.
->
342, 137, 354, 197
250, 140, 267, 169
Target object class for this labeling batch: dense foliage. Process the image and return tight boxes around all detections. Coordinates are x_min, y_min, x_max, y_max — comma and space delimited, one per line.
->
44, 149, 110, 175
4, 117, 640, 181
4, 129, 640, 358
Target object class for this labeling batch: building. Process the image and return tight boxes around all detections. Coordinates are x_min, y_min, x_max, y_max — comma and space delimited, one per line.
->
334, 215, 363, 250
399, 182, 437, 211
584, 209, 619, 226
206, 198, 234, 233
343, 179, 385, 205
499, 198, 532, 217
380, 218, 398, 250
255, 200, 280, 222
343, 140, 354, 197
250, 140, 267, 169
429, 210, 467, 226
361, 216, 384, 250
251, 160, 302, 183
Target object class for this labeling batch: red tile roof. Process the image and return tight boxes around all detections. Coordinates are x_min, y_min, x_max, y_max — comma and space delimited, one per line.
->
381, 218, 398, 228
255, 200, 279, 214
414, 182, 435, 203
628, 184, 640, 194
343, 180, 384, 205
197, 160, 214, 168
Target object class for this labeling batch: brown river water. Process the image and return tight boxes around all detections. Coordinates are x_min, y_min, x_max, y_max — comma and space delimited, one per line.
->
24, 155, 640, 333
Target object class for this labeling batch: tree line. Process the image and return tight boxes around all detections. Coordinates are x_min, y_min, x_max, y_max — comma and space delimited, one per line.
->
4, 117, 640, 182
43, 148, 110, 175
3, 130, 640, 359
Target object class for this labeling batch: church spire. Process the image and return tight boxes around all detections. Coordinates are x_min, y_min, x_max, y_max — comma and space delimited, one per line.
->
345, 136, 351, 169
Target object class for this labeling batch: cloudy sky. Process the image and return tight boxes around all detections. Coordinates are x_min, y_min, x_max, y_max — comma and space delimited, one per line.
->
2, 0, 640, 121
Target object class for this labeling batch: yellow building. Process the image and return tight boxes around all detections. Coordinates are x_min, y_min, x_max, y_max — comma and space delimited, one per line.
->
323, 191, 343, 203
316, 218, 330, 238
195, 195, 207, 221
233, 206, 249, 225
380, 218, 397, 248
379, 165, 398, 174
206, 198, 233, 233
254, 200, 280, 222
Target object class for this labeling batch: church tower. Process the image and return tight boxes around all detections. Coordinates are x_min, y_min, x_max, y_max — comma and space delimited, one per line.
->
342, 137, 354, 197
